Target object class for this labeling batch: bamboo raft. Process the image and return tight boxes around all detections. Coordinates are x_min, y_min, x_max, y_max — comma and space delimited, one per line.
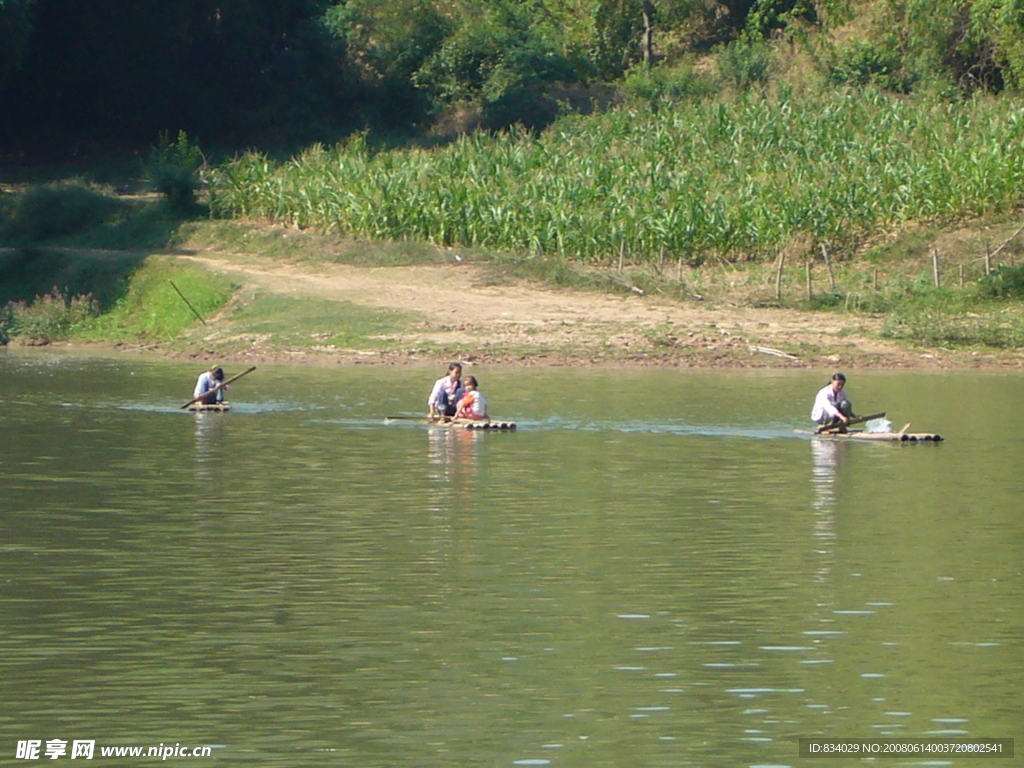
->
798, 422, 942, 442
188, 402, 232, 412
386, 416, 517, 430
458, 420, 516, 431
432, 418, 517, 431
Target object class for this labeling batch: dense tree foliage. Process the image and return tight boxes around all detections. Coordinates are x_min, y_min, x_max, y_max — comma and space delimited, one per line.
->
0, 0, 350, 150
0, 0, 36, 86
1, 0, 1023, 155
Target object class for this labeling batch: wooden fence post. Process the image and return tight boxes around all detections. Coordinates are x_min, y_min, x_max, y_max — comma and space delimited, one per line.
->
985, 244, 992, 275
775, 250, 786, 302
806, 262, 812, 301
959, 263, 965, 289
932, 249, 940, 288
820, 243, 837, 291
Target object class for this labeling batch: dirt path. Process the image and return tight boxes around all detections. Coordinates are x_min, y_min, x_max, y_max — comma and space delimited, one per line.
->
170, 249, 1000, 368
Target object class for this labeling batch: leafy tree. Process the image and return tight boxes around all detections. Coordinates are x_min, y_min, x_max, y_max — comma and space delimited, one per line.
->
831, 0, 1019, 94
412, 1, 573, 108
324, 0, 449, 85
0, 0, 348, 147
968, 0, 1024, 90
0, 0, 35, 85
323, 0, 449, 123
744, 0, 819, 37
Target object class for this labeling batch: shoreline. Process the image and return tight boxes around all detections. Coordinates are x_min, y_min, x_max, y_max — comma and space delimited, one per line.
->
4, 246, 1023, 372
9, 337, 1023, 371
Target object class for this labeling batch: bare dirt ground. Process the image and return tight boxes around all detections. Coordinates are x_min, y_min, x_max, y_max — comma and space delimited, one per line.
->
166, 249, 1022, 369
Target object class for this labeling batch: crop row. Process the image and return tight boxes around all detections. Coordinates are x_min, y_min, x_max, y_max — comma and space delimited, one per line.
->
209, 91, 1024, 264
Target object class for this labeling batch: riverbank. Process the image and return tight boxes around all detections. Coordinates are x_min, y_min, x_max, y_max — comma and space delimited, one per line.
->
7, 241, 1022, 370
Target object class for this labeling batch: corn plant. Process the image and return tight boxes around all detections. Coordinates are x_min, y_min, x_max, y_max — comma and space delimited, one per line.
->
209, 90, 1024, 266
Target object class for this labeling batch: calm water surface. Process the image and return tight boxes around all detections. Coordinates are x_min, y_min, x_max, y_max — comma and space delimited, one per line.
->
1, 349, 1021, 767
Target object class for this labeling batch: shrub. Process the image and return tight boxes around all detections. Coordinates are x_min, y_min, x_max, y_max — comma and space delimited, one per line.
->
621, 59, 716, 107
143, 131, 205, 215
715, 37, 775, 91
827, 39, 915, 93
882, 304, 1024, 348
978, 263, 1024, 298
411, 0, 575, 125
0, 182, 125, 242
0, 289, 99, 343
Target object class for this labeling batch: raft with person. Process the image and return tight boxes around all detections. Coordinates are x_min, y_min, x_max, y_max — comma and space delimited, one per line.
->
182, 366, 256, 412
803, 373, 943, 442
796, 412, 943, 442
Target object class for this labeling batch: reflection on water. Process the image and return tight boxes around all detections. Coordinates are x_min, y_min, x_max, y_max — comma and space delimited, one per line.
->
193, 411, 227, 489
810, 439, 841, 514
0, 351, 1021, 768
810, 439, 842, 588
427, 425, 483, 487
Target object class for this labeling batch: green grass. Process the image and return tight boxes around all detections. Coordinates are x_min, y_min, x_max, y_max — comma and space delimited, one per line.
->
80, 257, 236, 342
176, 219, 461, 268
883, 302, 1024, 348
222, 295, 421, 349
68, 202, 193, 251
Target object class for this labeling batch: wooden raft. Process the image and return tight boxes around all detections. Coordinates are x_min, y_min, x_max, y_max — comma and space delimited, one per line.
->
433, 419, 517, 430
424, 418, 517, 430
802, 422, 942, 442
385, 416, 515, 430
188, 402, 232, 412
460, 420, 516, 431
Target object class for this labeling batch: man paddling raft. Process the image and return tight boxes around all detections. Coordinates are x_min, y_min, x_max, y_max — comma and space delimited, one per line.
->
811, 372, 858, 432
182, 366, 256, 410
193, 366, 227, 405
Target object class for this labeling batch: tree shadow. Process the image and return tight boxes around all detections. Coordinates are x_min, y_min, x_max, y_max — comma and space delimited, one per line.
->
0, 181, 195, 309
0, 246, 149, 310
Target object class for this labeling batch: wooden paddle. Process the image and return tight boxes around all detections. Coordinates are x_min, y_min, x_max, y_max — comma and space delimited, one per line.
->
181, 366, 256, 409
816, 411, 886, 434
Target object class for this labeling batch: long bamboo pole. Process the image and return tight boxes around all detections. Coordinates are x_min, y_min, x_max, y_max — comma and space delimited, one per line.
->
169, 281, 208, 326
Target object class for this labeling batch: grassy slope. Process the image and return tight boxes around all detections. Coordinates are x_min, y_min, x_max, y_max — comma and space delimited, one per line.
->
1, 162, 1023, 359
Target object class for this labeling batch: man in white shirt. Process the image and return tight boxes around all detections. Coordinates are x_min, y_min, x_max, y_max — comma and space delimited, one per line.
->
811, 372, 856, 430
194, 367, 226, 405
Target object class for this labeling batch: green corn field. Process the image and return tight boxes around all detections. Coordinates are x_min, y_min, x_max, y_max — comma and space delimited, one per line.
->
209, 90, 1024, 266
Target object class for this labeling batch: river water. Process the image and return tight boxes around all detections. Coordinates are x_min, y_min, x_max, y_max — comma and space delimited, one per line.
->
1, 349, 1020, 767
